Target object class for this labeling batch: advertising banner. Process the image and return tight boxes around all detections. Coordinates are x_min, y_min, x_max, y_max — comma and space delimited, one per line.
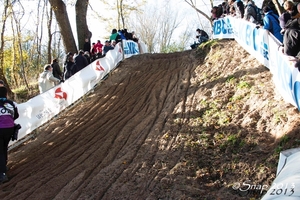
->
9, 40, 141, 148
212, 16, 300, 111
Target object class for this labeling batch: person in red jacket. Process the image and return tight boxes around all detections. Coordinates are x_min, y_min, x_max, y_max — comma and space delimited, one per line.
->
94, 40, 103, 58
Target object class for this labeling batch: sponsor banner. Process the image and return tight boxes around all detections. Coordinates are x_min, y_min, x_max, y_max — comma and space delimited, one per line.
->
123, 40, 140, 58
212, 16, 300, 110
213, 17, 234, 39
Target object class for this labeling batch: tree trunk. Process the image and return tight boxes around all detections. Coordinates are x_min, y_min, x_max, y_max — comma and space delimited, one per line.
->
75, 0, 91, 51
0, 0, 13, 95
49, 0, 77, 54
272, 0, 284, 15
48, 7, 53, 63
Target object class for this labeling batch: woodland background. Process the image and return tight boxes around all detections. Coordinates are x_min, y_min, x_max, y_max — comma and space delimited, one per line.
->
0, 0, 284, 99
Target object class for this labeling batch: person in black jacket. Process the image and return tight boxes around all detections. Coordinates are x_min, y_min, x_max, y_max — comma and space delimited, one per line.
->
74, 50, 88, 73
51, 58, 63, 81
283, 17, 300, 57
191, 29, 209, 49
83, 38, 91, 53
0, 86, 19, 183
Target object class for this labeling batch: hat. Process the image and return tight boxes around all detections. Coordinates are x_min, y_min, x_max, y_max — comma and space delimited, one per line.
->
44, 64, 51, 71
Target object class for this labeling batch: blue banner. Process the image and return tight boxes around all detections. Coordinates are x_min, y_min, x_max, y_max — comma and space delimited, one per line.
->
213, 16, 300, 110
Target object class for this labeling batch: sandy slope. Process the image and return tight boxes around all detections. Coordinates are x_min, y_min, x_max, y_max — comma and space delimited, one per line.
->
1, 40, 300, 200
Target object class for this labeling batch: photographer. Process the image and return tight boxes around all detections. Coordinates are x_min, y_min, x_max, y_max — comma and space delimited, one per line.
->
191, 28, 209, 49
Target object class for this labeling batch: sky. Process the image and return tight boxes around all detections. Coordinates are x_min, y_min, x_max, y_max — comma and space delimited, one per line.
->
7, 0, 282, 49
83, 0, 268, 43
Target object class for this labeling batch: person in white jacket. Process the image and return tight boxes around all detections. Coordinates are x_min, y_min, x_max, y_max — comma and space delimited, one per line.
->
38, 64, 61, 94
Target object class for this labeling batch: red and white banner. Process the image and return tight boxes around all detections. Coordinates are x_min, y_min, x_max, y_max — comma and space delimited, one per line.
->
10, 40, 145, 148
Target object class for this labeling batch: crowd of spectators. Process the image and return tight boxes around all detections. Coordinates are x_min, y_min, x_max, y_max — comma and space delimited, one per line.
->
280, 1, 300, 57
210, 0, 300, 58
38, 28, 139, 94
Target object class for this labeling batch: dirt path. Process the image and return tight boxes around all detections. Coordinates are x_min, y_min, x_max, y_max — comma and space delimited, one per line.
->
1, 40, 300, 199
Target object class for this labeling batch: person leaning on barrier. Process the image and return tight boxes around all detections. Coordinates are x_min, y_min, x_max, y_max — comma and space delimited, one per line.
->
103, 40, 114, 56
243, 0, 258, 24
260, 6, 283, 43
38, 64, 63, 94
229, 0, 244, 18
0, 86, 19, 183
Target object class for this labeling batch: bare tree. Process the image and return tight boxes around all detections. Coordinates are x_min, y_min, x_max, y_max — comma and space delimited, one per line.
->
184, 0, 213, 27
130, 5, 158, 53
129, 0, 187, 53
0, 0, 13, 94
158, 1, 182, 52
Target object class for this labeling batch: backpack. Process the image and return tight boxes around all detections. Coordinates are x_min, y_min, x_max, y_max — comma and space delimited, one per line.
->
249, 4, 263, 25
0, 99, 21, 141
0, 99, 18, 119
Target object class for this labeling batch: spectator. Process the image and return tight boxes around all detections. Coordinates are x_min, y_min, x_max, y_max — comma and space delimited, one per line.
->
262, 6, 283, 43
84, 51, 91, 64
132, 31, 139, 43
0, 86, 19, 183
222, 0, 230, 15
284, 1, 300, 19
64, 55, 76, 80
83, 38, 91, 53
231, 0, 244, 18
283, 17, 300, 57
279, 11, 292, 33
123, 29, 133, 40
110, 29, 119, 42
103, 40, 114, 56
211, 6, 222, 21
51, 58, 63, 81
38, 64, 61, 94
111, 40, 117, 47
244, 0, 258, 23
90, 43, 97, 62
190, 28, 209, 49
229, 5, 236, 16
94, 40, 103, 58
118, 30, 126, 42
74, 50, 88, 73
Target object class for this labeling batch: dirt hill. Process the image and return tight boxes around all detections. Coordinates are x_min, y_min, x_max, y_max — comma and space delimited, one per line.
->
1, 39, 300, 200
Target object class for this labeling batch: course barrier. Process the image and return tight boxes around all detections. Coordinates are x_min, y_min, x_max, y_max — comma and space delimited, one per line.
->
213, 16, 300, 111
213, 16, 300, 199
9, 40, 145, 149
